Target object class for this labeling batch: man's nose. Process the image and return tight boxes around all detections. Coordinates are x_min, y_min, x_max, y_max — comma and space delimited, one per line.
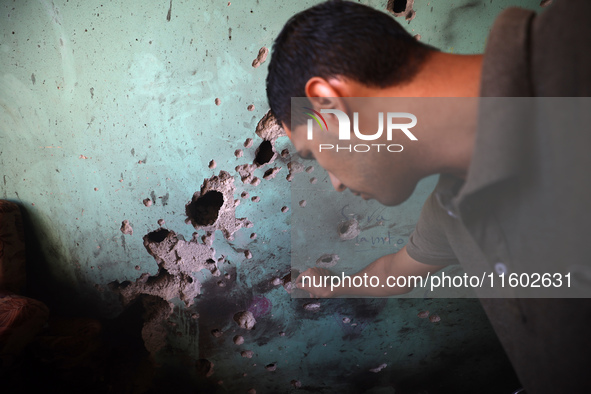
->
328, 172, 346, 192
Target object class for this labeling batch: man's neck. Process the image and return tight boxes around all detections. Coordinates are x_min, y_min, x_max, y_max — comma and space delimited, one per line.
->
386, 51, 483, 179
382, 51, 483, 98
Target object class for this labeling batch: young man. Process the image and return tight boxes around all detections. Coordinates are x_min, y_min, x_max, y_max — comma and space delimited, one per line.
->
266, 1, 591, 393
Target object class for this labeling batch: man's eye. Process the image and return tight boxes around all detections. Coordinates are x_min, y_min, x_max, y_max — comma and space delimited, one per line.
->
296, 150, 314, 161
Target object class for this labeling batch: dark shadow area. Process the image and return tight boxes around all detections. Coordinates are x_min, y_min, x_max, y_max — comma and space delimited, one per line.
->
185, 191, 224, 226
146, 228, 171, 243
253, 140, 274, 166
387, 0, 408, 14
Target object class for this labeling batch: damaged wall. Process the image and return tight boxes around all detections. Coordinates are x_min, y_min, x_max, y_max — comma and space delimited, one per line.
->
1, 0, 546, 392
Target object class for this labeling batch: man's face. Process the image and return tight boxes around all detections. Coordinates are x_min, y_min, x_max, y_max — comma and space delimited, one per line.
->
284, 119, 420, 206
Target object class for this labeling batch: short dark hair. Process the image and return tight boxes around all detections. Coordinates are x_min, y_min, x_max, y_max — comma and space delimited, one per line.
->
266, 0, 434, 127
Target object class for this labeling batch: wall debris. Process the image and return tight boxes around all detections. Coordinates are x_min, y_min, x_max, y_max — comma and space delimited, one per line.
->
234, 311, 257, 330
120, 220, 133, 235
251, 46, 269, 68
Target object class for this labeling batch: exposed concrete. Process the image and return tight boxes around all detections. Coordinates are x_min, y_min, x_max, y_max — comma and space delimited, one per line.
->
255, 110, 286, 142
429, 314, 441, 323
185, 171, 252, 240
338, 219, 361, 240
387, 0, 416, 22
369, 363, 387, 373
316, 253, 339, 268
116, 270, 200, 308
143, 229, 217, 278
111, 226, 220, 313
236, 163, 258, 184
262, 167, 282, 180
234, 311, 257, 330
251, 46, 269, 68
141, 295, 174, 359
120, 220, 133, 235
303, 302, 321, 311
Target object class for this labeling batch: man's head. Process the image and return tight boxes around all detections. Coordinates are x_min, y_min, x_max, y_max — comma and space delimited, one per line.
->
266, 0, 480, 206
266, 0, 434, 129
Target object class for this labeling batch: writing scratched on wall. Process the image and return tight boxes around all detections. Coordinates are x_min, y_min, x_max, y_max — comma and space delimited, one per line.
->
340, 204, 408, 252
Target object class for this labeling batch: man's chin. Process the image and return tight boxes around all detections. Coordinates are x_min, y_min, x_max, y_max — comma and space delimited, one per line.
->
375, 194, 407, 207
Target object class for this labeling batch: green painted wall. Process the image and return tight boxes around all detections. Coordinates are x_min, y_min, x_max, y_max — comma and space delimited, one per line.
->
1, 0, 546, 392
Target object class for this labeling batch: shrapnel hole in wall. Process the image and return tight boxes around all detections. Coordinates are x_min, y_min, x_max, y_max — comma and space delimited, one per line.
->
254, 140, 274, 166
146, 228, 171, 243
388, 0, 408, 14
185, 191, 224, 226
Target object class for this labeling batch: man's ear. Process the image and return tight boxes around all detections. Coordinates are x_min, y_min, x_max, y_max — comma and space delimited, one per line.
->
305, 77, 349, 131
305, 77, 339, 98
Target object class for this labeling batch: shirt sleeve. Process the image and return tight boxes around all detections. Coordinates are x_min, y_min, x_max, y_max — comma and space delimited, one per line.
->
406, 189, 460, 267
